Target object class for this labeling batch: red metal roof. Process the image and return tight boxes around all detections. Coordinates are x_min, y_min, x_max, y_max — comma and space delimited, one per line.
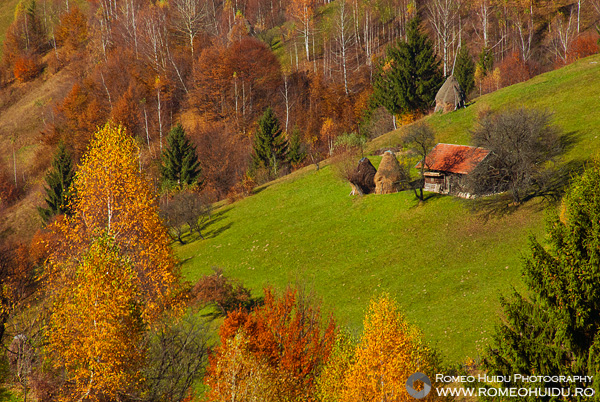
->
416, 143, 490, 175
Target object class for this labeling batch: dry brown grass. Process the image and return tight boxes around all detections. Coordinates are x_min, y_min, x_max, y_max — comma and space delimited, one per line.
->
0, 64, 75, 163
0, 0, 20, 58
0, 60, 76, 241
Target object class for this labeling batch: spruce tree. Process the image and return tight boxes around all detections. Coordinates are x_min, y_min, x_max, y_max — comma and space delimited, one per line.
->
372, 16, 443, 117
160, 124, 202, 189
251, 108, 289, 176
287, 127, 306, 166
454, 46, 475, 96
484, 161, 600, 399
38, 142, 74, 223
478, 47, 494, 75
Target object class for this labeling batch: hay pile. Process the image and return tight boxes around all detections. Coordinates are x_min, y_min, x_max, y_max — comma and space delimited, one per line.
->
374, 151, 403, 194
348, 157, 377, 195
434, 75, 465, 113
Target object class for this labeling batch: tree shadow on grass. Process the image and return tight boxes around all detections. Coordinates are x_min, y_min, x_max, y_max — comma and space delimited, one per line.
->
202, 222, 233, 239
466, 158, 587, 222
406, 179, 445, 206
251, 185, 270, 195
559, 131, 581, 153
196, 207, 234, 240
198, 296, 265, 321
423, 192, 444, 201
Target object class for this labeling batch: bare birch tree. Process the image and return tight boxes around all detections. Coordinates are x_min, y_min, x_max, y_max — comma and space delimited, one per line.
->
332, 0, 355, 94
549, 7, 576, 64
511, 0, 534, 61
170, 0, 207, 58
289, 0, 315, 62
428, 0, 462, 76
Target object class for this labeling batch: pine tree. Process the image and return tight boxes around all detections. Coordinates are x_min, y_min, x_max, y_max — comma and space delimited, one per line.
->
478, 47, 494, 75
372, 16, 443, 117
251, 108, 289, 176
454, 46, 475, 96
484, 160, 600, 399
287, 127, 306, 166
160, 124, 202, 189
38, 142, 74, 223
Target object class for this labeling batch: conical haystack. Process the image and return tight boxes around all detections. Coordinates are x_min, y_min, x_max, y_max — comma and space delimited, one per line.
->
374, 151, 403, 194
435, 75, 465, 113
349, 157, 377, 195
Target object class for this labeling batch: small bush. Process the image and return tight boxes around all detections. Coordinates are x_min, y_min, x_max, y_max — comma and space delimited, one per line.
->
190, 267, 252, 315
159, 190, 212, 244
13, 55, 41, 83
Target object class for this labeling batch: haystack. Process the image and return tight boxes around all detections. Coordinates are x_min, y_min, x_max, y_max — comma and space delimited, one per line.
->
348, 157, 377, 195
374, 151, 403, 194
434, 75, 465, 113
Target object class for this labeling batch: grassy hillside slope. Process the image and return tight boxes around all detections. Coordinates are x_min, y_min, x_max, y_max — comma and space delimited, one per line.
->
0, 0, 19, 57
180, 55, 600, 363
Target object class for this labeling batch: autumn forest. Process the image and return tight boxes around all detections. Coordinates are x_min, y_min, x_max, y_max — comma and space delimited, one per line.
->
1, 0, 600, 400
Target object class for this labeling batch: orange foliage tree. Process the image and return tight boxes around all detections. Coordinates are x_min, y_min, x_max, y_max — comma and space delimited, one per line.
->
205, 286, 336, 401
55, 5, 88, 61
42, 123, 181, 400
191, 37, 282, 134
51, 81, 110, 158
567, 32, 599, 63
498, 52, 530, 88
192, 121, 251, 200
13, 54, 41, 82
1, 0, 46, 80
111, 84, 143, 139
341, 294, 443, 401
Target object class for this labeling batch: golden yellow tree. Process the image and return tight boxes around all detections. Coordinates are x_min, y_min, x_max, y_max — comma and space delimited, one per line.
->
43, 122, 181, 400
342, 294, 440, 402
207, 331, 279, 402
317, 331, 356, 402
48, 235, 144, 401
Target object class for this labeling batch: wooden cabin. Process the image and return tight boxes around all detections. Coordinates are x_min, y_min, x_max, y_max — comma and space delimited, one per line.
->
416, 143, 490, 198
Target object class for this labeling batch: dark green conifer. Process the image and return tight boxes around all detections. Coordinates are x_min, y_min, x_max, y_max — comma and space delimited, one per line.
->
38, 142, 74, 223
287, 127, 306, 166
478, 47, 494, 75
484, 161, 600, 399
454, 46, 475, 96
372, 16, 443, 116
251, 108, 289, 176
160, 124, 202, 189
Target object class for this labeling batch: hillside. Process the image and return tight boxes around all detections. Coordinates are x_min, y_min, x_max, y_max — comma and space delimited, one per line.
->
0, 66, 77, 240
179, 54, 600, 363
0, 0, 19, 57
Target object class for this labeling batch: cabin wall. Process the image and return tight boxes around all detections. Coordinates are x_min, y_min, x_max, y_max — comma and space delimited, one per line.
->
424, 172, 473, 197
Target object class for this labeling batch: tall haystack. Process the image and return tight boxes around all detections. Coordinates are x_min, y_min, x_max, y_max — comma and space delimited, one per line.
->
374, 151, 403, 194
434, 75, 465, 113
349, 157, 377, 195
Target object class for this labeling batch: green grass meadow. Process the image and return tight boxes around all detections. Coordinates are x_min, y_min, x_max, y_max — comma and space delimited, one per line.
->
179, 54, 600, 364
179, 165, 546, 363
